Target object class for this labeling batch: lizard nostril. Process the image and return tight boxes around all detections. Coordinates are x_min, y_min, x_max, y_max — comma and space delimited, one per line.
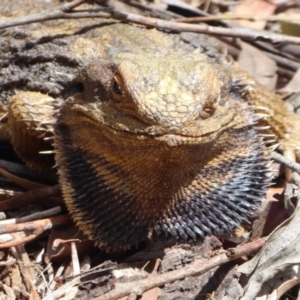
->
199, 108, 214, 119
199, 104, 216, 119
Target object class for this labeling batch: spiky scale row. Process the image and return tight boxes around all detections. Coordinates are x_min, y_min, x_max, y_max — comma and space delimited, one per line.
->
55, 117, 270, 251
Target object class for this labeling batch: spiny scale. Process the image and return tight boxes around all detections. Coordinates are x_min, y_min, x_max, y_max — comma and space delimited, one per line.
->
55, 111, 271, 251
51, 47, 274, 252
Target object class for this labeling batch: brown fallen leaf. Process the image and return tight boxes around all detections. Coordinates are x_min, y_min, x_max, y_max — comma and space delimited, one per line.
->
267, 277, 300, 300
233, 0, 276, 30
238, 184, 300, 299
238, 42, 277, 90
140, 287, 159, 300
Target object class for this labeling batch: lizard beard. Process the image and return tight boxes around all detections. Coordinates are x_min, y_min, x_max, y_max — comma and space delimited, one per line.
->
55, 114, 270, 251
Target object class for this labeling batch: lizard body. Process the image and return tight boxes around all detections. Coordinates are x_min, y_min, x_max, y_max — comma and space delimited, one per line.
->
1, 3, 299, 250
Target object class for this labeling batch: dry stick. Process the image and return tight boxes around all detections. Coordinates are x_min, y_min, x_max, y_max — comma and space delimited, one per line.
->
95, 238, 266, 300
0, 215, 70, 235
114, 3, 296, 68
0, 159, 45, 181
16, 206, 62, 223
111, 11, 300, 45
71, 242, 81, 276
271, 152, 300, 174
0, 215, 71, 248
124, 1, 300, 67
0, 184, 60, 211
0, 4, 111, 29
176, 14, 300, 23
0, 206, 62, 225
0, 226, 45, 249
1, 0, 300, 45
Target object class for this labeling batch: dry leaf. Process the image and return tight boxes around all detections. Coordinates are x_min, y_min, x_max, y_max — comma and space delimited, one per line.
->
141, 287, 159, 300
233, 0, 276, 30
238, 188, 300, 299
238, 42, 277, 90
267, 277, 300, 300
251, 197, 291, 241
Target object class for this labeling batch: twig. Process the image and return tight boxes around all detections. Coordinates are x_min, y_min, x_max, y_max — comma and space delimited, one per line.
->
271, 152, 300, 174
0, 206, 62, 225
1, 0, 300, 45
176, 14, 300, 23
0, 185, 61, 211
95, 237, 266, 300
0, 215, 70, 235
0, 215, 71, 248
111, 11, 300, 45
0, 159, 47, 182
0, 167, 47, 190
71, 242, 81, 276
0, 3, 111, 29
0, 225, 44, 248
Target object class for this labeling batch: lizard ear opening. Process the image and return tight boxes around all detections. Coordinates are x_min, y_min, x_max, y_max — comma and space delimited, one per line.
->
111, 73, 124, 101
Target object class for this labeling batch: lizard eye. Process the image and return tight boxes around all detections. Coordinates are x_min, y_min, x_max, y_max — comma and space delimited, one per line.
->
111, 73, 124, 101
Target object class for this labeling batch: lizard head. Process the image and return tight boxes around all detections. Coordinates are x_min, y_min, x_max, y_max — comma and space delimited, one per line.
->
55, 52, 270, 251
64, 52, 246, 146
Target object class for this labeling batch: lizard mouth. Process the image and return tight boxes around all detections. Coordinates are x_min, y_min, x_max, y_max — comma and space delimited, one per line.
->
70, 100, 239, 146
85, 115, 224, 147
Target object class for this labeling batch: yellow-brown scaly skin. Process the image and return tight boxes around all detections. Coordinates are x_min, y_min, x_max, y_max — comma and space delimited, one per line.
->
1, 5, 299, 250
55, 39, 271, 250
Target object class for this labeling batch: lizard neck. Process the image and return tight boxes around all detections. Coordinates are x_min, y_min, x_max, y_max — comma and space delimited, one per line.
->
55, 119, 270, 251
